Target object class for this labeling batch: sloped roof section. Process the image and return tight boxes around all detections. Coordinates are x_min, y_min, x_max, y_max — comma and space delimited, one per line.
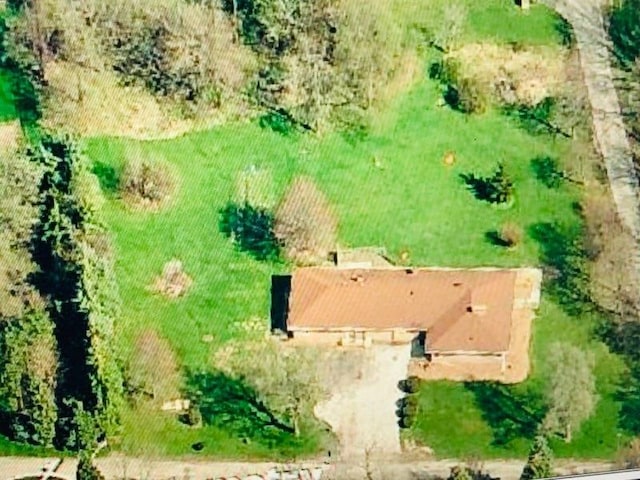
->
288, 267, 523, 353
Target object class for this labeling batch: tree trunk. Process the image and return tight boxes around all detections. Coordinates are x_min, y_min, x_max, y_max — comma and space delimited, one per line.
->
565, 423, 572, 443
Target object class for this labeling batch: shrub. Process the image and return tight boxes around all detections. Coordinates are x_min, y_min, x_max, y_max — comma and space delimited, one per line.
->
452, 77, 489, 114
436, 58, 488, 114
608, 0, 640, 66
153, 259, 193, 299
119, 155, 175, 206
219, 202, 280, 261
274, 177, 338, 265
531, 156, 565, 189
185, 403, 203, 427
399, 376, 421, 394
499, 222, 523, 248
76, 456, 105, 480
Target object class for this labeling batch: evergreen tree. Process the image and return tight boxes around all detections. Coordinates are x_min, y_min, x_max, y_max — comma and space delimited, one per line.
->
29, 133, 124, 449
521, 435, 554, 480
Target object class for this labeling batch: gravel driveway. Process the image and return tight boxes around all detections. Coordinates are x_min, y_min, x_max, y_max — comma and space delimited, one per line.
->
314, 345, 412, 460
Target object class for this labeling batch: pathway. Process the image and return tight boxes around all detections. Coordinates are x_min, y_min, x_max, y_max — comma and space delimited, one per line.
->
541, 0, 640, 304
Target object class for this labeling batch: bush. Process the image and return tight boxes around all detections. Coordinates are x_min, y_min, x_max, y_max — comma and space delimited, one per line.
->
119, 156, 175, 206
219, 201, 280, 261
76, 456, 105, 480
125, 329, 181, 402
153, 259, 193, 299
531, 156, 565, 189
499, 222, 523, 248
274, 177, 338, 265
449, 77, 489, 114
399, 376, 421, 394
434, 58, 488, 114
185, 403, 203, 427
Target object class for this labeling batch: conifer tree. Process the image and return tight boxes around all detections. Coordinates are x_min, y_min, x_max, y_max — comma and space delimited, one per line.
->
521, 435, 554, 480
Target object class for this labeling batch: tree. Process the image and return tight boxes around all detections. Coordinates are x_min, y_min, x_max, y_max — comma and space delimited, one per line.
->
543, 343, 598, 443
28, 133, 124, 449
521, 435, 554, 480
432, 3, 467, 53
0, 151, 44, 318
0, 310, 58, 447
76, 454, 105, 480
608, 0, 640, 67
274, 176, 337, 264
126, 329, 181, 402
211, 319, 326, 437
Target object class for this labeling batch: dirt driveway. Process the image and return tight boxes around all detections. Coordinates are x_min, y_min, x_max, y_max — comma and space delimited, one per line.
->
315, 345, 411, 460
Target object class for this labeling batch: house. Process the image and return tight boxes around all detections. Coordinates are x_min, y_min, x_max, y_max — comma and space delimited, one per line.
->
271, 265, 542, 379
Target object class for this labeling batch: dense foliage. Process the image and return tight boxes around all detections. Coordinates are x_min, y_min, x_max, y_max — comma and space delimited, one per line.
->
0, 134, 124, 450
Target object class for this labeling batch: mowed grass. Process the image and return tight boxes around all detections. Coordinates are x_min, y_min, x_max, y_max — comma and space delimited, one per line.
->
82, 72, 609, 458
396, 0, 564, 46
411, 300, 628, 459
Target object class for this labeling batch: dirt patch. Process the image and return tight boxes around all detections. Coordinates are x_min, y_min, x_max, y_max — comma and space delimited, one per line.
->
448, 43, 567, 105
315, 345, 411, 460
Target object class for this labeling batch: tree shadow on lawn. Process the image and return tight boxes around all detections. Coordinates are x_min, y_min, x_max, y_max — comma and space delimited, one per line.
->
185, 371, 296, 447
597, 320, 640, 436
92, 161, 119, 193
528, 221, 592, 316
464, 382, 546, 446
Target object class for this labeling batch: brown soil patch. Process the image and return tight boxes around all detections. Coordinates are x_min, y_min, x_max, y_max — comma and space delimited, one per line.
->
448, 43, 567, 105
408, 269, 541, 384
152, 260, 193, 299
42, 62, 251, 140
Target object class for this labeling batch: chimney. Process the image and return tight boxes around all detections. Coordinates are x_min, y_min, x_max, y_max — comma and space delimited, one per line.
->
468, 304, 487, 315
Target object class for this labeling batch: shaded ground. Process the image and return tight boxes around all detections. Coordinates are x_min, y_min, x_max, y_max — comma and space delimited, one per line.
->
314, 345, 411, 460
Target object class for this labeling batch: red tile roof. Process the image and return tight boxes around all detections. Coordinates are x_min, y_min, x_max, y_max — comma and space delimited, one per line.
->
287, 267, 518, 353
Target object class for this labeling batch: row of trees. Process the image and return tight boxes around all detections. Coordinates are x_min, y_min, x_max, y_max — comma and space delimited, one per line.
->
0, 133, 123, 450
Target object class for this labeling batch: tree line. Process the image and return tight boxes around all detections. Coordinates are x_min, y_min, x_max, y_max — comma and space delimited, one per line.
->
1, 0, 405, 133
0, 132, 123, 452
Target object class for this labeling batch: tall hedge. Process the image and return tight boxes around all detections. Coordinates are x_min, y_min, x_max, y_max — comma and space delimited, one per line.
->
29, 133, 124, 449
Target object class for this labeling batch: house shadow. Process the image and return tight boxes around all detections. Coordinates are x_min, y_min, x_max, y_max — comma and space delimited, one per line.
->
270, 274, 291, 334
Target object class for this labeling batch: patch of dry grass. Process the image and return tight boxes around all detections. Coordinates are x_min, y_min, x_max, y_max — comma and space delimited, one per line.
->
448, 42, 567, 105
152, 259, 193, 299
0, 120, 22, 154
42, 62, 253, 140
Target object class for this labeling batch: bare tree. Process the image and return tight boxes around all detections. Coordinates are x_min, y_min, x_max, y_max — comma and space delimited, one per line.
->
126, 329, 181, 402
543, 342, 598, 443
275, 176, 338, 265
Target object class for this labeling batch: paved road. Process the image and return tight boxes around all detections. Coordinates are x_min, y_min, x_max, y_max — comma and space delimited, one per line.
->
541, 0, 640, 305
0, 455, 618, 480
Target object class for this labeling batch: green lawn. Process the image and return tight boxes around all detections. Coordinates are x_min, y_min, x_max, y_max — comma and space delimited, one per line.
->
80, 69, 619, 458
410, 300, 628, 459
396, 0, 565, 46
